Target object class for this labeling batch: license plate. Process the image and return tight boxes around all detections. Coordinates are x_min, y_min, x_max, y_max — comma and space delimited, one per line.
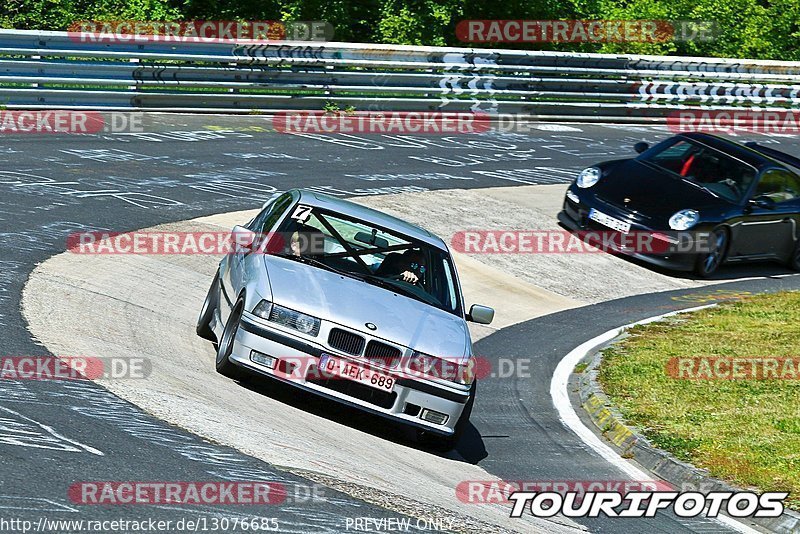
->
319, 354, 395, 392
588, 208, 631, 234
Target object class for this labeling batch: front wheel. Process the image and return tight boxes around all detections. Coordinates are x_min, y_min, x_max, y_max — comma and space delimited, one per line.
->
417, 381, 476, 451
788, 239, 800, 271
196, 271, 219, 342
694, 227, 728, 278
216, 299, 246, 380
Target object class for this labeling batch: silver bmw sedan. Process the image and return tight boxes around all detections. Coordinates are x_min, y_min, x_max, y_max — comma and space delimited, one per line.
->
197, 189, 494, 450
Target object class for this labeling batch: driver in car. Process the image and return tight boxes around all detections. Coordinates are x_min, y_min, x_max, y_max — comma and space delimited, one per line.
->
286, 224, 326, 257
376, 248, 426, 284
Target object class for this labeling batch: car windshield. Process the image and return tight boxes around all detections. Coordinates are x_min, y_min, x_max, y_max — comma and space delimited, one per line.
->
272, 204, 461, 315
640, 138, 757, 202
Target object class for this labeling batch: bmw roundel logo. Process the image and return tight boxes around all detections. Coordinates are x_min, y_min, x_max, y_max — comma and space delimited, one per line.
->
365, 323, 377, 331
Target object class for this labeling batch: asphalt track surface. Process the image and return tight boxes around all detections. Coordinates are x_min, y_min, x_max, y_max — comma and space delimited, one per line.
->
2, 115, 799, 533
473, 274, 800, 533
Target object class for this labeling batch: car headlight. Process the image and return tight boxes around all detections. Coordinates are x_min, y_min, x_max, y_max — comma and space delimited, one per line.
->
408, 352, 475, 386
253, 300, 321, 336
669, 209, 699, 231
576, 167, 602, 189
253, 300, 273, 320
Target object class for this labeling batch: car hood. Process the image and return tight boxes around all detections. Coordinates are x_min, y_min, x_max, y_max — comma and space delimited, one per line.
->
593, 159, 729, 218
263, 256, 470, 360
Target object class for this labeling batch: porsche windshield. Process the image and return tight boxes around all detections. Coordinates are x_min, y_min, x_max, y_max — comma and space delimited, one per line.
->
641, 138, 757, 202
273, 206, 461, 315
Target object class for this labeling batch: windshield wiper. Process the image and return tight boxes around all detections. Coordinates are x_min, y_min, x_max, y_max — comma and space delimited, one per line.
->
685, 181, 720, 198
361, 274, 441, 306
274, 253, 356, 279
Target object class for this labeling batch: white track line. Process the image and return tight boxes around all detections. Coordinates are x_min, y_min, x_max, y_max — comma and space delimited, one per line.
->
0, 405, 104, 456
550, 304, 762, 534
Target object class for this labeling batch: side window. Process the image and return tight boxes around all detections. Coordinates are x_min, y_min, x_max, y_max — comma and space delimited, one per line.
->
249, 192, 294, 248
755, 170, 800, 203
260, 193, 294, 233
788, 173, 800, 200
247, 206, 269, 232
440, 257, 458, 313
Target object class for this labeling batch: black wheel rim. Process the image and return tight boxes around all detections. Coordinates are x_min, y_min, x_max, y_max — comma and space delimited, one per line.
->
198, 276, 217, 329
199, 291, 211, 324
703, 230, 726, 273
217, 308, 240, 365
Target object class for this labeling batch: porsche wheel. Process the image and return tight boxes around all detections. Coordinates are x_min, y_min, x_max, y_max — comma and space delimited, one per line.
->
695, 227, 728, 277
789, 239, 800, 271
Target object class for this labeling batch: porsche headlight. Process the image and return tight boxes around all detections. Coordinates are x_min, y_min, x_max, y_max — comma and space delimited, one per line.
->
669, 209, 700, 231
576, 167, 602, 189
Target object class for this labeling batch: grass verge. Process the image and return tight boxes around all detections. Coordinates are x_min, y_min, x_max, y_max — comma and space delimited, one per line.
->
599, 291, 800, 510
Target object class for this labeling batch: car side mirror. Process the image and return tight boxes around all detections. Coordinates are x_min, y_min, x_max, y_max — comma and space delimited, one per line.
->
634, 142, 649, 154
467, 304, 494, 325
231, 225, 257, 252
749, 196, 777, 210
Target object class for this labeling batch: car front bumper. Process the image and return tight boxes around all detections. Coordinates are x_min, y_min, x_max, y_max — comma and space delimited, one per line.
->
558, 187, 697, 272
226, 313, 472, 436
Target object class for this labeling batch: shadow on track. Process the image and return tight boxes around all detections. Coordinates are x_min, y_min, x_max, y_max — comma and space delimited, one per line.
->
232, 371, 489, 463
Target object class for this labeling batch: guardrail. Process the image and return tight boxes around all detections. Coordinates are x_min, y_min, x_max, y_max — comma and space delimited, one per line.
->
1, 29, 800, 121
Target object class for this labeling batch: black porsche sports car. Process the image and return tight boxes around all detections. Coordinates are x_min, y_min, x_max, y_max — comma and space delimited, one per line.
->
558, 132, 800, 276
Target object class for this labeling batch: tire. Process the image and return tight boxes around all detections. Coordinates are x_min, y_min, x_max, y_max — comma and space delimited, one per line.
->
418, 380, 476, 451
789, 239, 800, 271
694, 227, 728, 278
215, 298, 246, 380
196, 271, 219, 342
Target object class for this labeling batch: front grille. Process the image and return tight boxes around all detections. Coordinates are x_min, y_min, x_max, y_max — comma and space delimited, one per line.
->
594, 197, 650, 224
595, 194, 629, 213
307, 375, 397, 409
328, 328, 365, 356
364, 341, 402, 368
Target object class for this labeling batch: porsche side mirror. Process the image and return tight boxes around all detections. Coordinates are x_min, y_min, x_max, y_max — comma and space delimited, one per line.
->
634, 142, 650, 154
467, 304, 494, 325
749, 196, 777, 210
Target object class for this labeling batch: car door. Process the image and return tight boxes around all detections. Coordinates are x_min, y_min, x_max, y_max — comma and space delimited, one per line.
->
220, 192, 295, 324
734, 169, 800, 258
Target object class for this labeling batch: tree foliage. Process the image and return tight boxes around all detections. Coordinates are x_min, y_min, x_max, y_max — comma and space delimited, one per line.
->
2, 0, 799, 60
